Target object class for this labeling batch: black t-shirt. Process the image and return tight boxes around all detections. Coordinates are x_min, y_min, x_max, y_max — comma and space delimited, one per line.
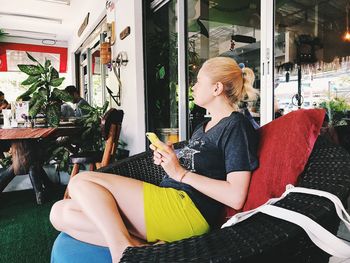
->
160, 112, 259, 227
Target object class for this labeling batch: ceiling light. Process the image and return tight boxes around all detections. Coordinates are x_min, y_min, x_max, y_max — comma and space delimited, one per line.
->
36, 0, 70, 5
4, 29, 57, 39
0, 12, 62, 24
42, 39, 57, 45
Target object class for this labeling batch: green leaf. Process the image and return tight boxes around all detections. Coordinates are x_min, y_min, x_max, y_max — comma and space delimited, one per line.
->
79, 104, 94, 113
50, 77, 65, 87
46, 104, 61, 127
45, 59, 51, 69
26, 52, 39, 63
29, 91, 45, 107
18, 65, 42, 76
21, 75, 41, 86
26, 52, 45, 73
29, 96, 45, 117
102, 101, 109, 113
51, 88, 73, 102
157, 66, 166, 79
51, 67, 59, 80
17, 81, 44, 100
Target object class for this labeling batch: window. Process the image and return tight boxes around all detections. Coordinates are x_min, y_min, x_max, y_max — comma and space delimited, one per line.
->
0, 43, 68, 103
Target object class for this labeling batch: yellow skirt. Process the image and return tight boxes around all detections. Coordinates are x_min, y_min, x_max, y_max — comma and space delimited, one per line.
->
143, 182, 210, 243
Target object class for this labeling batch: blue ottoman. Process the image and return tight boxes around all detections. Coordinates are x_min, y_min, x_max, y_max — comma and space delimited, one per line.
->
51, 232, 112, 263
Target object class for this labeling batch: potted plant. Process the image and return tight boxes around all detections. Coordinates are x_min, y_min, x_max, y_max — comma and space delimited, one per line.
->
319, 97, 350, 126
77, 101, 109, 151
47, 101, 110, 173
17, 52, 71, 126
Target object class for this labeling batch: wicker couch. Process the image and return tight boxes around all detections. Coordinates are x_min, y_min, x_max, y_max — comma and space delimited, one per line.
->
51, 136, 350, 263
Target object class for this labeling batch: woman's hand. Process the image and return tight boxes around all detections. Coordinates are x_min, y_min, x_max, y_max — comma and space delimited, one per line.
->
150, 143, 163, 166
150, 142, 186, 181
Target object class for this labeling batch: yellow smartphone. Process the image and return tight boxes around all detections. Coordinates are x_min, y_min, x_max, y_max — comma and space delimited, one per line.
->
146, 132, 164, 151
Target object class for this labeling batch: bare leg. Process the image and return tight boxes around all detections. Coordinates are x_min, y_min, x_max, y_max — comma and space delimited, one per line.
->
67, 171, 147, 262
50, 199, 148, 247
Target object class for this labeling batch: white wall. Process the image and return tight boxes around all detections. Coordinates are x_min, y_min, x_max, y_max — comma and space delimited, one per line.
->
67, 0, 146, 155
107, 0, 146, 155
67, 0, 107, 85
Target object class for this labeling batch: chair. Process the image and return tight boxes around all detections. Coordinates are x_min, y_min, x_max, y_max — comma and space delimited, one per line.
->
52, 136, 350, 262
63, 108, 124, 199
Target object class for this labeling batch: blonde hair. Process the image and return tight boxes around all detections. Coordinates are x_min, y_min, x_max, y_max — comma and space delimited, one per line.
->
202, 57, 258, 106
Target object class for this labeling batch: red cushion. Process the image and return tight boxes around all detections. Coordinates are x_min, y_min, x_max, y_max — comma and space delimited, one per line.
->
223, 109, 326, 220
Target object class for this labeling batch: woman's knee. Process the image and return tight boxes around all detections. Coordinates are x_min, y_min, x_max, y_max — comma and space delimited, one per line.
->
50, 200, 66, 231
68, 171, 95, 193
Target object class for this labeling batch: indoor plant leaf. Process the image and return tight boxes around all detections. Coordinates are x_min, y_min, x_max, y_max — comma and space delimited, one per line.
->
26, 52, 39, 63
17, 81, 44, 100
45, 59, 51, 70
51, 88, 73, 102
50, 67, 59, 80
29, 90, 46, 107
79, 103, 94, 113
50, 77, 65, 87
46, 103, 61, 127
26, 52, 46, 74
18, 65, 42, 76
102, 101, 109, 113
29, 96, 46, 117
21, 75, 41, 86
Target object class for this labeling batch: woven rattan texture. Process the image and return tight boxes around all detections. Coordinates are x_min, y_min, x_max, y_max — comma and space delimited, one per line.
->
98, 137, 350, 263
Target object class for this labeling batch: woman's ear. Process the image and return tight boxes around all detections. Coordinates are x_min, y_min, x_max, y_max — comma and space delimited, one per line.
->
214, 82, 224, 96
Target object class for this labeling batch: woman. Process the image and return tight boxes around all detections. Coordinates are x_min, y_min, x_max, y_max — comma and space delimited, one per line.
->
50, 57, 259, 262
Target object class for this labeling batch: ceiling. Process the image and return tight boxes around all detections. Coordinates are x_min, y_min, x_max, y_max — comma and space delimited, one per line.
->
0, 0, 101, 45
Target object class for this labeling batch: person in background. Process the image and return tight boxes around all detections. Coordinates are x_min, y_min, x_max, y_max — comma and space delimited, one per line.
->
61, 102, 76, 119
64, 85, 90, 117
0, 91, 10, 112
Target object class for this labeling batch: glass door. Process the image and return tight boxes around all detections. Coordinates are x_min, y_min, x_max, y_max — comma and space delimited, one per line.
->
274, 1, 350, 125
89, 35, 109, 107
144, 0, 262, 142
187, 0, 262, 132
77, 19, 110, 108
144, 0, 180, 143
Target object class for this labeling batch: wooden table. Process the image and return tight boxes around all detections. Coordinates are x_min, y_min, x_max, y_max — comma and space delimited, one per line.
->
0, 127, 81, 204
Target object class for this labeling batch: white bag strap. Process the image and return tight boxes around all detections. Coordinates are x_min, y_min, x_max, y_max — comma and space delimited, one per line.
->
286, 186, 350, 229
259, 205, 350, 258
221, 184, 350, 258
221, 187, 292, 227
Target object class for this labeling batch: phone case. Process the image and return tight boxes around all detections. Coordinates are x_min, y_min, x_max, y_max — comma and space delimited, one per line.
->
146, 132, 164, 150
